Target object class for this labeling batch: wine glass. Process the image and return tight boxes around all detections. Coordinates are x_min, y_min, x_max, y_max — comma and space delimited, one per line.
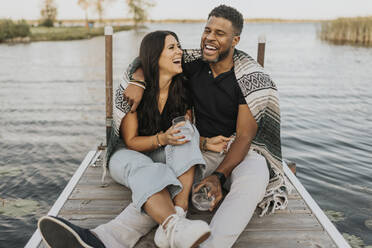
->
191, 183, 215, 211
171, 116, 194, 141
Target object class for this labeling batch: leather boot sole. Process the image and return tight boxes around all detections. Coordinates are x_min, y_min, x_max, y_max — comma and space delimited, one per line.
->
38, 216, 93, 248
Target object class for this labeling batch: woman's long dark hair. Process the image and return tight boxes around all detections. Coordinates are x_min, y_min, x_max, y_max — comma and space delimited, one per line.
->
136, 31, 190, 136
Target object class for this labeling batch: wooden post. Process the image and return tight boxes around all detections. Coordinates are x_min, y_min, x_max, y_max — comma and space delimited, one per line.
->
105, 26, 113, 146
257, 34, 266, 67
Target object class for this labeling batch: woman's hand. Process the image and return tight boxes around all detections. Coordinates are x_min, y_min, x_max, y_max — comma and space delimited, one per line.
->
206, 135, 232, 153
159, 123, 189, 146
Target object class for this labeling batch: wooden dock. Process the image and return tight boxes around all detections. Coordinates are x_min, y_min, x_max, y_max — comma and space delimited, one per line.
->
25, 150, 350, 248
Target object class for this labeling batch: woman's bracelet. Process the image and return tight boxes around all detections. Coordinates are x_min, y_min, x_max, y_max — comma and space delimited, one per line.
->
128, 81, 145, 89
156, 133, 163, 147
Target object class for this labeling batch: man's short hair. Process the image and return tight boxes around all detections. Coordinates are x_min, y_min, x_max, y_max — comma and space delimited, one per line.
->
208, 5, 244, 36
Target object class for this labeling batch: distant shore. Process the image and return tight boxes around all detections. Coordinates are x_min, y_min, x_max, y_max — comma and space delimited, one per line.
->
1, 25, 134, 43
3, 18, 322, 44
29, 25, 133, 42
4, 17, 372, 45
23, 18, 324, 26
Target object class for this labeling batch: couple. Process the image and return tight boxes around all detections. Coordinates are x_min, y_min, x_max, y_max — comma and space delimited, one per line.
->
38, 5, 288, 248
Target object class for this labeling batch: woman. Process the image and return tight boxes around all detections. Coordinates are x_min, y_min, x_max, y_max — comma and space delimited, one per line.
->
37, 30, 210, 248
108, 31, 210, 248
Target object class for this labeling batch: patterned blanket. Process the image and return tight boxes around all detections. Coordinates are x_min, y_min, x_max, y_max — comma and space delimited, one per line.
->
105, 49, 288, 216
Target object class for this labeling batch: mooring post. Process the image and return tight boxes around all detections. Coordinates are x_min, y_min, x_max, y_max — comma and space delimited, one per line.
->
105, 26, 113, 146
257, 34, 266, 67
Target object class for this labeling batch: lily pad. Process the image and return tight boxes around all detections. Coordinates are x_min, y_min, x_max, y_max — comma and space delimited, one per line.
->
342, 233, 365, 248
325, 210, 345, 222
0, 198, 39, 217
0, 167, 23, 177
365, 219, 372, 230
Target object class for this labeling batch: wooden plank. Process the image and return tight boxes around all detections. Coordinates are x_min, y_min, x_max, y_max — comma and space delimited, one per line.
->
234, 230, 337, 248
188, 213, 322, 231
77, 174, 117, 186
60, 199, 131, 215
69, 184, 132, 200
83, 166, 105, 175
134, 230, 337, 248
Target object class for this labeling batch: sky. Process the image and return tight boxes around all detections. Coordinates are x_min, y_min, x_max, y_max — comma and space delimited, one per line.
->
2, 0, 372, 21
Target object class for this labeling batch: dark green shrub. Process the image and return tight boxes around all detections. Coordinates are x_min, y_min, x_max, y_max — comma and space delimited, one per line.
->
14, 20, 30, 37
0, 19, 13, 41
0, 19, 31, 41
39, 19, 54, 27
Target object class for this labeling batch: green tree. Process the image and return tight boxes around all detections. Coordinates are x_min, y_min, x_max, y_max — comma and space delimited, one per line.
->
93, 0, 116, 24
78, 0, 92, 27
126, 0, 154, 28
40, 0, 58, 27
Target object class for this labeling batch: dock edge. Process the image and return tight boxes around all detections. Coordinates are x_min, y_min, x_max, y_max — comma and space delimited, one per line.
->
24, 150, 99, 248
283, 161, 351, 248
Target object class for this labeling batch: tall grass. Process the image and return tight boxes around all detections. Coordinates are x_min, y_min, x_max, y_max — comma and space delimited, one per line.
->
320, 17, 372, 46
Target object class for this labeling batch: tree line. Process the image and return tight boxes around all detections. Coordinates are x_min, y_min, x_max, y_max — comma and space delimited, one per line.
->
40, 0, 154, 27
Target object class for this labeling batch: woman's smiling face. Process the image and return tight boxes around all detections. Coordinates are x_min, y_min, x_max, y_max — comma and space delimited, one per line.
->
158, 34, 183, 76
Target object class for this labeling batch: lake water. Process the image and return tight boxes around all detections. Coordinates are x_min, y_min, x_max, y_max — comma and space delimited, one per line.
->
0, 22, 371, 247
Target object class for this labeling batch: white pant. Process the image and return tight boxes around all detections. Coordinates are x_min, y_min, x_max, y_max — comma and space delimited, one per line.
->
199, 150, 269, 248
93, 149, 269, 248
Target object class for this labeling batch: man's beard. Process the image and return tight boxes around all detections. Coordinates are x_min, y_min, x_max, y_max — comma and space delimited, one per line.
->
202, 46, 231, 63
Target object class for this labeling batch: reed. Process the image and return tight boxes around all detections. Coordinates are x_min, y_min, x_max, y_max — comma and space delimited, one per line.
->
320, 17, 372, 46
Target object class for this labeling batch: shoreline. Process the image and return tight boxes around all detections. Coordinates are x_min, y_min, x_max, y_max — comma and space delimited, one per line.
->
1, 25, 135, 44
23, 18, 325, 26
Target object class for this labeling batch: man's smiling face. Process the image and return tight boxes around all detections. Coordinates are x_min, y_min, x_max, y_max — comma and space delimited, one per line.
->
200, 16, 240, 63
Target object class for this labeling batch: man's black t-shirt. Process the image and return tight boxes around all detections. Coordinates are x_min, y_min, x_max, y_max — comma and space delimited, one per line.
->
183, 59, 246, 138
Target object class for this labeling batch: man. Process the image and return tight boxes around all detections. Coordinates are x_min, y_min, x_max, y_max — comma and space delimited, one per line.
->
38, 5, 287, 248
123, 5, 287, 247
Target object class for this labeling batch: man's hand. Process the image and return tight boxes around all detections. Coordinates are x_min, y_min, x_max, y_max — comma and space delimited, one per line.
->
123, 84, 144, 112
193, 174, 223, 211
206, 135, 232, 153
124, 67, 145, 112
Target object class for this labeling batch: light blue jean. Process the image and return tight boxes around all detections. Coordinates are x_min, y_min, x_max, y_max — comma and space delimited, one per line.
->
109, 126, 205, 211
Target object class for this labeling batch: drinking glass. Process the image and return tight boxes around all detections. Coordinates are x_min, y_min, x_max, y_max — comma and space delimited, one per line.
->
171, 116, 194, 141
191, 183, 215, 211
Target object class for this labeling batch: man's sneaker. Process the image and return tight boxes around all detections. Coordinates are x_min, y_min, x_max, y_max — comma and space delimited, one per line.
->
154, 206, 186, 248
157, 214, 211, 248
38, 216, 105, 248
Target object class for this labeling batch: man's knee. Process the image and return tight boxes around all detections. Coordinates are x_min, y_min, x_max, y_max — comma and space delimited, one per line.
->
232, 154, 269, 183
229, 154, 269, 199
